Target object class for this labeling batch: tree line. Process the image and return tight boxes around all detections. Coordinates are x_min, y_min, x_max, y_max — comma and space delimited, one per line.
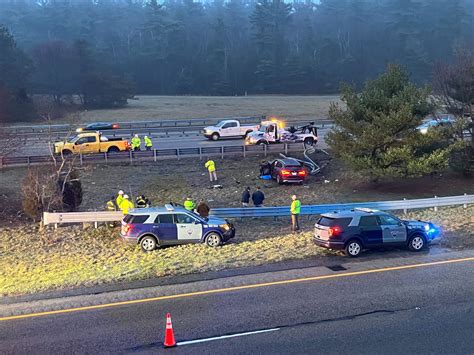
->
1, 0, 473, 99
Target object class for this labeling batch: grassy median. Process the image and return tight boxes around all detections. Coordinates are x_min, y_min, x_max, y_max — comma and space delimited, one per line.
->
0, 206, 472, 297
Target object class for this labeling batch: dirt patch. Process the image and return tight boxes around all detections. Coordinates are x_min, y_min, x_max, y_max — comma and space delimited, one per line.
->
1, 154, 472, 217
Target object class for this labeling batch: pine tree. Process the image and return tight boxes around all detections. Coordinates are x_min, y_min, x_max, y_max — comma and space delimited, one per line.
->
327, 64, 455, 181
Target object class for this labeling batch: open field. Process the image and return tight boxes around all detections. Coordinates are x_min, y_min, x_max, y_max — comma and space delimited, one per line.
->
45, 95, 339, 124
0, 206, 472, 296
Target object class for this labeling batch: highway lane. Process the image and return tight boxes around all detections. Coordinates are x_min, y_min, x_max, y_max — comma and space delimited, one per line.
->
1, 258, 473, 354
10, 129, 330, 157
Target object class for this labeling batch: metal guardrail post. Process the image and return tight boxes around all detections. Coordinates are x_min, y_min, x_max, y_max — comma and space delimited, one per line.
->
284, 143, 288, 155
221, 146, 224, 159
79, 153, 83, 166
403, 198, 407, 214
464, 193, 467, 208
199, 147, 202, 160
264, 144, 267, 157
27, 156, 30, 167
104, 152, 108, 163
177, 148, 180, 160
434, 196, 438, 211
243, 144, 246, 158
129, 150, 133, 165
153, 149, 157, 162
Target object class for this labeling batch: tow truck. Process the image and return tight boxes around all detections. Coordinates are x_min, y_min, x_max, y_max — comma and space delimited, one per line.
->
245, 120, 318, 147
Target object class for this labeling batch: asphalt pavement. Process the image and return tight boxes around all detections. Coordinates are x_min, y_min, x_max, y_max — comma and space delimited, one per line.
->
10, 129, 330, 157
1, 252, 473, 354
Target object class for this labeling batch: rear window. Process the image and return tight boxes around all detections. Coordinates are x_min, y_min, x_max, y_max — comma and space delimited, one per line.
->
125, 215, 149, 224
317, 217, 352, 227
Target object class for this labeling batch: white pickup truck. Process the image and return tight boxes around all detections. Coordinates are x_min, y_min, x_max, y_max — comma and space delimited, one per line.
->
203, 120, 260, 141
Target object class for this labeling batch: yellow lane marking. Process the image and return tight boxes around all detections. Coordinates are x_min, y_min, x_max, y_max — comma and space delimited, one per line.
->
1, 257, 473, 322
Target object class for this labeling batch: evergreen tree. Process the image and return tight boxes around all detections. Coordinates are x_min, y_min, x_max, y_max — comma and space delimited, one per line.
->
327, 64, 455, 180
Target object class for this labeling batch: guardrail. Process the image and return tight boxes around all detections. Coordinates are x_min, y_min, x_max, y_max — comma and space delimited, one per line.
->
0, 143, 305, 168
2, 117, 335, 140
43, 194, 473, 227
0, 116, 265, 135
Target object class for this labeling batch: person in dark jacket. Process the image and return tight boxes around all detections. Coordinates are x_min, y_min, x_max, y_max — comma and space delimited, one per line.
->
196, 199, 210, 218
241, 187, 251, 207
251, 186, 265, 207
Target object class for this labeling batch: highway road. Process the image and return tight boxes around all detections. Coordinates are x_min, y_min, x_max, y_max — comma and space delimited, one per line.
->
10, 129, 330, 157
1, 256, 473, 354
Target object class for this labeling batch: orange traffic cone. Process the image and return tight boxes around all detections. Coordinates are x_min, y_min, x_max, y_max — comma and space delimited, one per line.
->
164, 313, 177, 348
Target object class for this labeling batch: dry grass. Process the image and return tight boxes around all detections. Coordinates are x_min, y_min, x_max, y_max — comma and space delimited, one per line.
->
0, 207, 472, 296
63, 95, 340, 124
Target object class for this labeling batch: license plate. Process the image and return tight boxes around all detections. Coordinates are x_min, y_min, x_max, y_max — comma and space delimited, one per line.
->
315, 227, 329, 240
291, 172, 297, 176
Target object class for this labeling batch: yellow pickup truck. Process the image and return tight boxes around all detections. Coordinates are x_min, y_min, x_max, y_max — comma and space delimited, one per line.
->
54, 132, 131, 155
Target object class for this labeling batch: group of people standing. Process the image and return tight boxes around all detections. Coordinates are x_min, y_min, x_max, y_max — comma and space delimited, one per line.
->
131, 134, 153, 151
107, 190, 151, 214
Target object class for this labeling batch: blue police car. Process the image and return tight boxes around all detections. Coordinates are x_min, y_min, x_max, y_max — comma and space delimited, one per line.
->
120, 204, 235, 252
314, 208, 440, 257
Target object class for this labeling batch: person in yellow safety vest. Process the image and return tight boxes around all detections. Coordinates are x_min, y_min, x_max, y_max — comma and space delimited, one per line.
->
106, 196, 117, 227
184, 197, 196, 211
120, 194, 135, 215
204, 157, 217, 182
144, 136, 153, 151
290, 195, 301, 232
116, 190, 124, 208
106, 196, 116, 211
131, 134, 141, 151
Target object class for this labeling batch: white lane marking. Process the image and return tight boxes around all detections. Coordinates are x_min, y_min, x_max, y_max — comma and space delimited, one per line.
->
177, 328, 280, 346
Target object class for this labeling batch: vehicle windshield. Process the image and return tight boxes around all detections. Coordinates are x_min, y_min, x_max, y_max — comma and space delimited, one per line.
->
258, 125, 268, 132
67, 136, 79, 143
215, 121, 227, 127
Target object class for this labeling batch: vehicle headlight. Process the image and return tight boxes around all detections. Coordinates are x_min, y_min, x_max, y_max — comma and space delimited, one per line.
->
205, 129, 213, 134
424, 224, 430, 232
219, 224, 230, 231
76, 128, 83, 132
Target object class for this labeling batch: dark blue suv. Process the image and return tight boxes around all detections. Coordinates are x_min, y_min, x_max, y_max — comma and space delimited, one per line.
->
314, 208, 440, 257
121, 204, 235, 252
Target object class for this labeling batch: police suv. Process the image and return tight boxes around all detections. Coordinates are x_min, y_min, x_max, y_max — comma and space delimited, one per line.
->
314, 208, 440, 257
121, 204, 235, 252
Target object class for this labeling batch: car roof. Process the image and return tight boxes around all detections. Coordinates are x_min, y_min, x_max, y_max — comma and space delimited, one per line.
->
321, 208, 384, 218
279, 158, 301, 166
128, 205, 189, 215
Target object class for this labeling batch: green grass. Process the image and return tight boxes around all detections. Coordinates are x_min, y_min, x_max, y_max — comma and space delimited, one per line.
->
0, 207, 472, 296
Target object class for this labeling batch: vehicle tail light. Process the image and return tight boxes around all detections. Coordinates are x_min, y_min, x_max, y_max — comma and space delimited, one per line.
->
328, 227, 341, 237
298, 170, 306, 176
112, 124, 119, 129
281, 169, 291, 176
122, 223, 133, 234
125, 141, 131, 149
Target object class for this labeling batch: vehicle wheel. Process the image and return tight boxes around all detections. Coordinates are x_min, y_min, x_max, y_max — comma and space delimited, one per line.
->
304, 138, 315, 148
276, 175, 283, 185
257, 140, 269, 145
140, 236, 158, 252
62, 149, 72, 156
206, 233, 222, 247
107, 146, 120, 153
345, 240, 362, 257
211, 133, 220, 141
408, 235, 425, 252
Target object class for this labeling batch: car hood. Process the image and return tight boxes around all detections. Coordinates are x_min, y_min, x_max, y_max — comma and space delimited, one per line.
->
204, 125, 219, 131
403, 219, 430, 229
206, 216, 227, 225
